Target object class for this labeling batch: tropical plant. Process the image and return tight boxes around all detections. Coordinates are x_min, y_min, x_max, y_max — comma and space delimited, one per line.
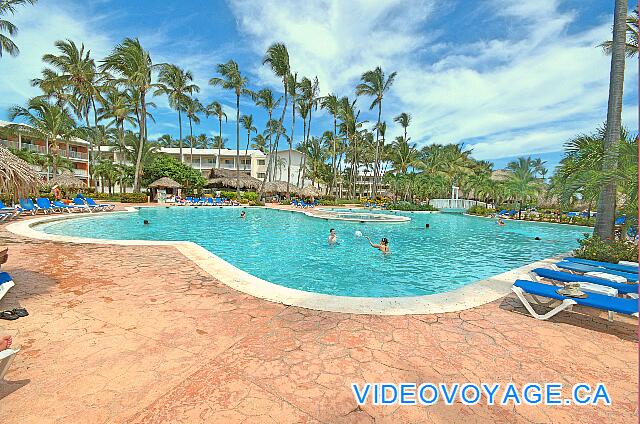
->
394, 112, 411, 143
141, 153, 205, 189
155, 64, 199, 162
205, 101, 227, 168
254, 88, 280, 193
7, 97, 78, 178
156, 134, 176, 148
101, 37, 159, 192
184, 97, 203, 164
594, 0, 628, 239
209, 60, 251, 198
320, 93, 340, 189
240, 114, 256, 161
505, 157, 543, 218
97, 88, 136, 165
0, 0, 38, 58
251, 133, 267, 153
211, 135, 227, 149
355, 66, 397, 198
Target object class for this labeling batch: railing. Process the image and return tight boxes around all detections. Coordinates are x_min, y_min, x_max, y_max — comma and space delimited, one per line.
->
429, 199, 486, 210
0, 139, 88, 160
64, 150, 88, 160
72, 169, 88, 177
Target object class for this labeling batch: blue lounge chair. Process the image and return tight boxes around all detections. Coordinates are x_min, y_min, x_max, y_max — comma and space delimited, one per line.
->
53, 201, 80, 213
72, 197, 93, 212
35, 197, 60, 214
564, 257, 638, 274
0, 201, 20, 220
532, 267, 638, 295
85, 197, 115, 211
19, 198, 38, 215
615, 216, 626, 225
555, 261, 638, 282
512, 279, 639, 320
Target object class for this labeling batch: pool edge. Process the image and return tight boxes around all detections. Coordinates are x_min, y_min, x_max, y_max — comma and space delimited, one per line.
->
6, 210, 570, 316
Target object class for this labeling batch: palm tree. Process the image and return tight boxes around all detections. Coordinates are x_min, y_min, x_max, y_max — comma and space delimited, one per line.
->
42, 39, 106, 185
320, 93, 340, 189
506, 158, 542, 219
285, 72, 299, 195
254, 88, 280, 192
205, 101, 227, 168
251, 133, 267, 153
101, 38, 158, 192
240, 114, 257, 166
209, 60, 251, 198
263, 42, 290, 184
184, 97, 203, 165
195, 133, 210, 149
155, 64, 199, 162
98, 88, 136, 165
157, 134, 175, 148
0, 0, 37, 58
355, 66, 397, 198
211, 135, 227, 149
594, 0, 628, 239
8, 97, 77, 179
599, 7, 638, 57
394, 113, 411, 143
31, 68, 67, 106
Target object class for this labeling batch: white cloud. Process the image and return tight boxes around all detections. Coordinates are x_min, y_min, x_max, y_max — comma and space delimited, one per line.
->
0, 2, 113, 115
228, 0, 638, 163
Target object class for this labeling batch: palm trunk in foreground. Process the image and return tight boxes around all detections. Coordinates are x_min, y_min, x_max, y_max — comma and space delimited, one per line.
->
372, 102, 382, 199
594, 0, 627, 239
133, 92, 146, 193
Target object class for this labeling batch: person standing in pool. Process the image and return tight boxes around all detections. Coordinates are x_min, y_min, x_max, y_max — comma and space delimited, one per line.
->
365, 236, 390, 253
328, 228, 337, 244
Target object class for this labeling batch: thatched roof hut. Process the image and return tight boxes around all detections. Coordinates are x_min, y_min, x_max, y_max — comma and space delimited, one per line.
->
50, 171, 84, 188
0, 145, 41, 201
300, 186, 320, 197
148, 176, 182, 189
207, 168, 261, 190
263, 180, 299, 194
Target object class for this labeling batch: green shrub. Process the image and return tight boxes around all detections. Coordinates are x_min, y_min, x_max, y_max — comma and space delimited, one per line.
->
574, 235, 638, 263
249, 200, 265, 206
386, 202, 438, 211
467, 205, 495, 216
242, 192, 257, 202
221, 191, 237, 200
92, 192, 121, 201
120, 193, 148, 203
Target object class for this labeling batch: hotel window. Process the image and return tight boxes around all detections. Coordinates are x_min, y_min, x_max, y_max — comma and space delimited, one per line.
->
224, 159, 234, 165
257, 172, 266, 178
241, 159, 251, 165
257, 159, 266, 165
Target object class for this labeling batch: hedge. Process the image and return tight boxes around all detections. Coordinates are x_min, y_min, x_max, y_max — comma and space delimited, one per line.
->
120, 193, 149, 203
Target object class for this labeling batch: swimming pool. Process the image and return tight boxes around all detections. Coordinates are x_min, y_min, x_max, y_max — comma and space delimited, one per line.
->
37, 207, 589, 297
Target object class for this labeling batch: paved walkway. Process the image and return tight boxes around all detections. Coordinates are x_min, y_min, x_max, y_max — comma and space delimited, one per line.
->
0, 207, 637, 423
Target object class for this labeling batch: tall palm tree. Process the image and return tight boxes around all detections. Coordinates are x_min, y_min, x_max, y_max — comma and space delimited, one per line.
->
262, 43, 290, 184
251, 133, 267, 153
0, 0, 37, 58
157, 134, 175, 148
320, 93, 340, 189
211, 135, 227, 149
205, 101, 227, 168
101, 38, 158, 192
355, 66, 397, 198
184, 97, 203, 165
240, 114, 257, 168
42, 39, 106, 185
506, 157, 542, 218
594, 0, 628, 239
209, 60, 251, 198
394, 112, 411, 143
195, 133, 210, 149
98, 88, 136, 165
31, 68, 67, 106
254, 88, 280, 192
8, 97, 77, 179
155, 64, 199, 162
285, 72, 299, 195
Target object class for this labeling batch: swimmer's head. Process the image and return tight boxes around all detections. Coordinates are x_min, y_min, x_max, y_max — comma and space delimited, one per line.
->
534, 236, 541, 240
143, 220, 149, 225
425, 224, 430, 229
330, 228, 335, 234
381, 237, 389, 245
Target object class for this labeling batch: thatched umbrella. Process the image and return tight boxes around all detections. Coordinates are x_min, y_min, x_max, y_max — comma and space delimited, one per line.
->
264, 180, 299, 194
300, 186, 320, 197
50, 171, 84, 189
148, 176, 182, 189
207, 168, 261, 190
0, 145, 40, 201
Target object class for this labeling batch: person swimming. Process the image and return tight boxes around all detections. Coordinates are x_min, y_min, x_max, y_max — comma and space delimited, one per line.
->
328, 228, 337, 244
365, 236, 390, 253
143, 220, 150, 225
425, 223, 430, 229
497, 218, 505, 226
240, 211, 246, 219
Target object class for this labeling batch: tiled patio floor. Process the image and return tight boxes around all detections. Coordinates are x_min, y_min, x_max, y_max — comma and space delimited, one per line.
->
0, 208, 637, 423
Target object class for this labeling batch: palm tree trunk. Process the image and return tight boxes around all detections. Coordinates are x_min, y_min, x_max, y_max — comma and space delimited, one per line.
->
217, 116, 222, 168
258, 110, 274, 201
594, 0, 627, 239
178, 109, 183, 162
235, 93, 241, 199
331, 114, 337, 194
297, 118, 306, 187
133, 91, 146, 193
372, 101, 382, 199
287, 96, 296, 197
189, 117, 194, 165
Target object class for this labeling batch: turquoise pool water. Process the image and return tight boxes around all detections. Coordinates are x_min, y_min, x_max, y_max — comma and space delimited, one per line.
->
38, 207, 589, 297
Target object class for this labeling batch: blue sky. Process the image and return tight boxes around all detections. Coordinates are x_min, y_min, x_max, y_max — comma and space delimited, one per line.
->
0, 0, 637, 172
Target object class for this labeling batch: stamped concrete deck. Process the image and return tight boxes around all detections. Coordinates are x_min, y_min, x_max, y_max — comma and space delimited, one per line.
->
0, 206, 637, 423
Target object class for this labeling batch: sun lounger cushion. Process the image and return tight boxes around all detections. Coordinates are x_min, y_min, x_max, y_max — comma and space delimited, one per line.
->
556, 261, 638, 282
533, 268, 638, 295
565, 257, 638, 274
514, 279, 638, 315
